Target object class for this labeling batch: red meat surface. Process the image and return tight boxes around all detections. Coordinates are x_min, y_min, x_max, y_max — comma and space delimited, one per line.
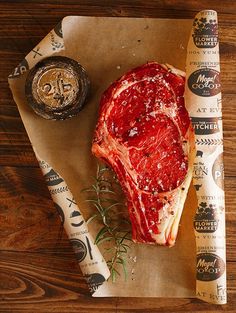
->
92, 62, 195, 246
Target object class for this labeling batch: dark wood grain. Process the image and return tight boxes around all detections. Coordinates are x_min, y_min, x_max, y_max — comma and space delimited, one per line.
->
0, 1, 236, 312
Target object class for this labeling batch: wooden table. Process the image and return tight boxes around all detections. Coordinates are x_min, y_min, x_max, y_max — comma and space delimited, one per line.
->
0, 1, 235, 312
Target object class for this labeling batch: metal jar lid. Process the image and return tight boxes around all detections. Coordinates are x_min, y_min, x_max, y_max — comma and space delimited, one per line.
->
25, 56, 90, 120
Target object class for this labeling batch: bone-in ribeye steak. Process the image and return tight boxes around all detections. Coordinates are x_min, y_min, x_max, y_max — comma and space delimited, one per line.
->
92, 62, 195, 246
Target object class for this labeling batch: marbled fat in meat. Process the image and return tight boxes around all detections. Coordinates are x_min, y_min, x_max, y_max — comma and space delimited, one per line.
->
92, 62, 195, 246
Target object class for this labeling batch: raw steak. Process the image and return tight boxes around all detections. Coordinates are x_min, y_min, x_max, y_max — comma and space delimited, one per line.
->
92, 62, 195, 246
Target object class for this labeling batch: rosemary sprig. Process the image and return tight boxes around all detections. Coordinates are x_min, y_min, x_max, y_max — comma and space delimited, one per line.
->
82, 163, 132, 282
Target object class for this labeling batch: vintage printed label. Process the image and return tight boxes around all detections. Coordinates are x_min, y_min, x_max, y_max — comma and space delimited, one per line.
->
212, 152, 224, 190
192, 16, 218, 48
193, 157, 208, 181
194, 202, 221, 233
53, 21, 63, 38
70, 238, 88, 262
188, 68, 221, 97
196, 253, 225, 281
8, 58, 29, 78
191, 117, 221, 135
54, 203, 65, 224
85, 273, 106, 293
44, 168, 64, 186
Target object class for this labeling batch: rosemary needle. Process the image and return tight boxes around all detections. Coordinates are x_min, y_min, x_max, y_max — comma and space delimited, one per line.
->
82, 163, 132, 282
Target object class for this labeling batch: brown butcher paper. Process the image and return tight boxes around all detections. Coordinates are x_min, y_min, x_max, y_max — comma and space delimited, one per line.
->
9, 16, 198, 297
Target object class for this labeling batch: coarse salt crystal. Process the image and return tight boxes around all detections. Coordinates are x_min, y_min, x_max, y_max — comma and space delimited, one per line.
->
129, 127, 138, 137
